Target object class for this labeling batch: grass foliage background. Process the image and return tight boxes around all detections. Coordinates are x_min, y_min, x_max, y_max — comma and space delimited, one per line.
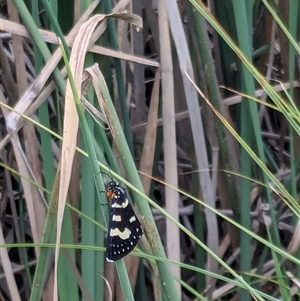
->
0, 0, 300, 301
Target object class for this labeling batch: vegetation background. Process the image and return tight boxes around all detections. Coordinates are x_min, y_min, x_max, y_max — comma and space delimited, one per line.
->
0, 0, 299, 300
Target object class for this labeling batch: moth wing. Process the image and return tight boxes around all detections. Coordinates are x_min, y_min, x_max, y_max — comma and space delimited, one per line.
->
106, 193, 143, 262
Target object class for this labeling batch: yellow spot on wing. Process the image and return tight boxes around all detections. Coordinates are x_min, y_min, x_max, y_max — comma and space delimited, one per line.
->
112, 215, 122, 222
111, 198, 129, 208
122, 199, 129, 208
110, 228, 131, 239
129, 216, 136, 223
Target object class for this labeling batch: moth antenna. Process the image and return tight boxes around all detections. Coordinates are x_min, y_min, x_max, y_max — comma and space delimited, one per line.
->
97, 170, 114, 182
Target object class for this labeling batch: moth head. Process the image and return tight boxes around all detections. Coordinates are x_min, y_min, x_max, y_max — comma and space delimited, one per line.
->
105, 181, 117, 200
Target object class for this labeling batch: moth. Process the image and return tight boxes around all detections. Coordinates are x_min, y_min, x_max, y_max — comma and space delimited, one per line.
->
101, 174, 143, 262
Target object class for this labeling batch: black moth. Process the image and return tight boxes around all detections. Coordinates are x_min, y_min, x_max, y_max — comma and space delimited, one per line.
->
103, 179, 143, 262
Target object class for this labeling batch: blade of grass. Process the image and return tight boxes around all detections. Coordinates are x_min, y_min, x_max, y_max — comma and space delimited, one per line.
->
232, 2, 260, 300
29, 166, 60, 301
158, 0, 181, 295
0, 226, 22, 301
102, 0, 133, 151
163, 1, 219, 297
79, 3, 99, 298
264, 215, 290, 301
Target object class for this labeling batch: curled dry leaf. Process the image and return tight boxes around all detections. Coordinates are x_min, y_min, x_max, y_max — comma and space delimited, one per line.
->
108, 10, 143, 30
